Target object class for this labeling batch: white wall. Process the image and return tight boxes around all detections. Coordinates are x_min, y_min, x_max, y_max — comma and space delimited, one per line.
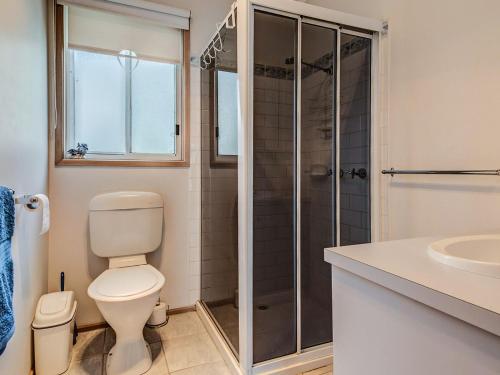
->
0, 0, 49, 374
48, 0, 234, 326
48, 0, 500, 325
309, 0, 500, 240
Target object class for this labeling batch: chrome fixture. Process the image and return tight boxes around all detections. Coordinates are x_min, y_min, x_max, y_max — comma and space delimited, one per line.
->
7, 189, 40, 209
341, 168, 367, 179
382, 168, 500, 177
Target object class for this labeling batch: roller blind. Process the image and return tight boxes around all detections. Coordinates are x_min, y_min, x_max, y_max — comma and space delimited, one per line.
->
58, 0, 190, 29
67, 4, 183, 64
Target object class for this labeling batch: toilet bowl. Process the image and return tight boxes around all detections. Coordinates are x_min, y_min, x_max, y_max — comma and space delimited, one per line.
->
88, 265, 165, 375
87, 192, 165, 375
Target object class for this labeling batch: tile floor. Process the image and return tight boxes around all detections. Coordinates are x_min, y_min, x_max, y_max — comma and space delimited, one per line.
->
64, 311, 333, 375
302, 364, 333, 375
65, 311, 229, 375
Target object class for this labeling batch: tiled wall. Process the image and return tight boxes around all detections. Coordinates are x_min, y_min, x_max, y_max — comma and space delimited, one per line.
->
300, 60, 334, 315
339, 35, 372, 246
252, 37, 373, 298
253, 73, 295, 298
200, 69, 239, 304
188, 67, 202, 304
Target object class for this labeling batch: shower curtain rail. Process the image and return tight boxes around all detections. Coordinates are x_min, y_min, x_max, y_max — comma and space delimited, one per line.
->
199, 2, 237, 68
382, 168, 500, 177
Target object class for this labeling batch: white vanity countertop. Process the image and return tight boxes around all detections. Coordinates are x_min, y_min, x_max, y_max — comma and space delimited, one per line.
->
324, 236, 500, 337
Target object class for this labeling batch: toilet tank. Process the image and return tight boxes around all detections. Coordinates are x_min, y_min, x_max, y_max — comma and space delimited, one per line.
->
89, 192, 163, 258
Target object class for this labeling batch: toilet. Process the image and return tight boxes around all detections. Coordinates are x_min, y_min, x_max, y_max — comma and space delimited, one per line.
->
87, 191, 165, 375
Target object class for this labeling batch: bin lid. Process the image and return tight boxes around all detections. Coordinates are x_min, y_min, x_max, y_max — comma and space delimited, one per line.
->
32, 291, 77, 329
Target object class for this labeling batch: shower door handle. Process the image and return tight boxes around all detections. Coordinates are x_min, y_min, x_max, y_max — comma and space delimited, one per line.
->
355, 168, 368, 179
340, 168, 367, 179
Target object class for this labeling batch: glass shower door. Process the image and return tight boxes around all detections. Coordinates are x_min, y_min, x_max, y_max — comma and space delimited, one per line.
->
251, 11, 372, 363
199, 4, 375, 370
300, 22, 336, 349
252, 10, 298, 364
339, 34, 371, 246
200, 19, 239, 355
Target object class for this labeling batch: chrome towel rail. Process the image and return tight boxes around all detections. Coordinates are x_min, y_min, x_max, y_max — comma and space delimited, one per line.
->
382, 168, 500, 177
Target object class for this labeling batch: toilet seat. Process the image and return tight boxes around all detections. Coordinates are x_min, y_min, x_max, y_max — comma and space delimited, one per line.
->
88, 265, 165, 302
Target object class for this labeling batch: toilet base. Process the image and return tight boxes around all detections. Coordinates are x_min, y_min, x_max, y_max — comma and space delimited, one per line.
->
89, 266, 164, 375
106, 339, 152, 375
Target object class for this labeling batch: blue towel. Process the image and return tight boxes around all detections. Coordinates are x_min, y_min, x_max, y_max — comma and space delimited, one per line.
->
0, 187, 15, 355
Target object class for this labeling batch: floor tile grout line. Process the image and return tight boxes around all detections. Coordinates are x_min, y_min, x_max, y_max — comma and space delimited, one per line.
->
161, 329, 212, 344
168, 359, 226, 374
159, 340, 171, 375
162, 325, 225, 374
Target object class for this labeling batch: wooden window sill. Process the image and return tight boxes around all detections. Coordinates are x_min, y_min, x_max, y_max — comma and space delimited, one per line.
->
56, 158, 190, 167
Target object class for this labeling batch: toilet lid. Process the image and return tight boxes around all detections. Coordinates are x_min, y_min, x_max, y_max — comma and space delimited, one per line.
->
96, 266, 160, 297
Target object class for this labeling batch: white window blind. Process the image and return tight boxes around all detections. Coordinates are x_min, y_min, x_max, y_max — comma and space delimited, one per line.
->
58, 0, 190, 29
67, 4, 183, 63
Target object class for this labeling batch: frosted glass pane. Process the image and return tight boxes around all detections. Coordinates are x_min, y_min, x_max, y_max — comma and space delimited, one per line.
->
131, 59, 177, 154
72, 49, 126, 153
217, 70, 238, 156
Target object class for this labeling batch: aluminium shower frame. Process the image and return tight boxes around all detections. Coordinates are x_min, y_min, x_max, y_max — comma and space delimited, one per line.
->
199, 1, 385, 374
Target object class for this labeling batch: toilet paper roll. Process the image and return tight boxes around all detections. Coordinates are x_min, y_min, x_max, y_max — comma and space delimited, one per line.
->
147, 302, 168, 326
28, 194, 50, 235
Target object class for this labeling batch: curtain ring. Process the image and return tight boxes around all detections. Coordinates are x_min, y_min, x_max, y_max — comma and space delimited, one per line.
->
213, 23, 224, 52
226, 3, 236, 29
204, 51, 212, 65
207, 41, 217, 59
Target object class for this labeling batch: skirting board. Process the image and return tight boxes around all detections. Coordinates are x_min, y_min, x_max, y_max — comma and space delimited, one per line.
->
78, 304, 196, 332
196, 301, 334, 375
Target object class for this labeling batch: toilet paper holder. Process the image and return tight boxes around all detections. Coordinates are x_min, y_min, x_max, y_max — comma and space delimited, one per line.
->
10, 190, 40, 210
8, 189, 50, 235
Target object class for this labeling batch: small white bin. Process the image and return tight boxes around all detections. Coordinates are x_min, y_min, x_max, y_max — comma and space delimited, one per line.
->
32, 291, 77, 375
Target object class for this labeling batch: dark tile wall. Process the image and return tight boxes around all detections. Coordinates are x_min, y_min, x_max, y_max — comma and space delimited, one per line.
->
339, 35, 371, 245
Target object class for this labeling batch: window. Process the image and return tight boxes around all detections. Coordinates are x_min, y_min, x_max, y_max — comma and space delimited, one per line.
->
216, 70, 238, 156
211, 69, 238, 166
54, 2, 190, 166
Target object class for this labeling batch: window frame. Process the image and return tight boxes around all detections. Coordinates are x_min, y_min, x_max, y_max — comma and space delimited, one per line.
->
54, 3, 190, 167
210, 68, 238, 168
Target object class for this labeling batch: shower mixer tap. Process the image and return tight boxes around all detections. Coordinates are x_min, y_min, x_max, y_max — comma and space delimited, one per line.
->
340, 168, 367, 179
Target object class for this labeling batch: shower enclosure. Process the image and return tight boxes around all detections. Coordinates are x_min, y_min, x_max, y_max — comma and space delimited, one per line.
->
200, 1, 382, 373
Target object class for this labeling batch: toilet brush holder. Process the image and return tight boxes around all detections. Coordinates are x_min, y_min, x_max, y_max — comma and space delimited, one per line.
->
147, 302, 168, 327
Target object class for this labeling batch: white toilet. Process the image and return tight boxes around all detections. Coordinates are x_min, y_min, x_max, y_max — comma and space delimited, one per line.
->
87, 191, 165, 375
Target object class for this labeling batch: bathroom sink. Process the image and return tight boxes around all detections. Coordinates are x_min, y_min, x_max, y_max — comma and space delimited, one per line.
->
428, 234, 500, 278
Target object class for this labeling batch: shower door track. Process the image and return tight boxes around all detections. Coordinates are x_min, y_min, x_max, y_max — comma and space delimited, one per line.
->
199, 300, 240, 358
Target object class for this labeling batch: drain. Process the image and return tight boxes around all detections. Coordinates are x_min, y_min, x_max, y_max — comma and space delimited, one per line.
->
257, 305, 269, 310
